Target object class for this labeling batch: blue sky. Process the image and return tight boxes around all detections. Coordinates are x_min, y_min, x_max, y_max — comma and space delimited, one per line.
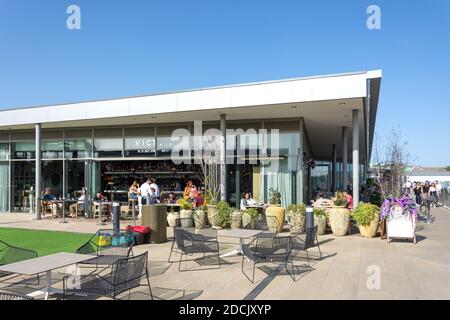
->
0, 0, 449, 166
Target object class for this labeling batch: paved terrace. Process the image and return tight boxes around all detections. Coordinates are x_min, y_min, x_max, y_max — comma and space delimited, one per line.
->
0, 207, 449, 300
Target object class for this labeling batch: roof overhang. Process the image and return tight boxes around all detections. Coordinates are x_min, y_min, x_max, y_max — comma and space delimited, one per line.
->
0, 70, 382, 161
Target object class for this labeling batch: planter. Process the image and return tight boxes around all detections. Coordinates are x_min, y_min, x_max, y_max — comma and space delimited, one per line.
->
358, 214, 380, 238
329, 206, 350, 236
241, 212, 255, 229
265, 205, 286, 233
167, 211, 180, 227
230, 211, 242, 229
193, 209, 207, 228
314, 216, 327, 235
207, 205, 223, 228
287, 211, 305, 233
180, 209, 193, 228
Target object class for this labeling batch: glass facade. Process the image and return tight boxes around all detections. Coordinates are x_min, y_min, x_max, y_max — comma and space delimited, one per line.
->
0, 120, 366, 213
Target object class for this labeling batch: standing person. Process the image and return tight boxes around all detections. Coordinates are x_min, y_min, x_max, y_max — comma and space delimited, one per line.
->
140, 177, 152, 205
405, 180, 412, 194
435, 180, 442, 203
150, 178, 160, 200
421, 181, 431, 220
429, 182, 438, 207
413, 182, 422, 205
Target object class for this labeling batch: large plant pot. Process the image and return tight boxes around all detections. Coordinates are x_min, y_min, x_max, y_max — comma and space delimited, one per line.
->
167, 211, 180, 227
358, 214, 380, 238
329, 207, 350, 236
314, 216, 327, 235
287, 211, 305, 233
180, 209, 193, 228
194, 209, 207, 228
230, 211, 242, 229
207, 205, 223, 228
265, 205, 286, 233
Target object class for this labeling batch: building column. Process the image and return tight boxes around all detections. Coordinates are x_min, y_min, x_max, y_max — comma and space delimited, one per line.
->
35, 124, 41, 220
331, 144, 337, 192
297, 118, 305, 204
220, 114, 227, 201
342, 126, 348, 191
352, 109, 360, 208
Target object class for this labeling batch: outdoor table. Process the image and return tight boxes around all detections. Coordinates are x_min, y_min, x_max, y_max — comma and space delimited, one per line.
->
0, 252, 93, 300
49, 199, 78, 224
217, 229, 262, 258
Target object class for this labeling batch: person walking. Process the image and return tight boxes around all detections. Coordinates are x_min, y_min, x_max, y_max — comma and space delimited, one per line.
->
435, 180, 442, 204
405, 180, 412, 194
421, 181, 431, 223
413, 182, 422, 205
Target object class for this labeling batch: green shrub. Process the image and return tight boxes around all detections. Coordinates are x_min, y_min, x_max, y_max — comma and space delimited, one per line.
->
352, 203, 380, 227
178, 198, 192, 210
333, 191, 348, 207
314, 208, 327, 218
216, 201, 232, 226
268, 188, 281, 205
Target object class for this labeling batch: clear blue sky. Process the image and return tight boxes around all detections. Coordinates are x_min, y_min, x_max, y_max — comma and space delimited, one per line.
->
0, 0, 449, 166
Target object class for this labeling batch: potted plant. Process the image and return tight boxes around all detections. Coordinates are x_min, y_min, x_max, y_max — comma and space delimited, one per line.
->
265, 188, 285, 233
352, 203, 380, 238
167, 205, 180, 227
230, 208, 242, 229
216, 200, 232, 229
329, 191, 350, 236
242, 208, 259, 229
193, 205, 207, 228
314, 208, 327, 235
287, 204, 306, 233
179, 198, 193, 228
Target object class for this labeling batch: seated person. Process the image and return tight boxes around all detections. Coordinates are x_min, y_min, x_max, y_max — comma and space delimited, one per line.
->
240, 192, 257, 211
93, 192, 111, 217
147, 188, 160, 205
189, 187, 204, 208
343, 191, 353, 210
166, 192, 178, 204
129, 181, 140, 200
69, 194, 85, 218
42, 187, 61, 218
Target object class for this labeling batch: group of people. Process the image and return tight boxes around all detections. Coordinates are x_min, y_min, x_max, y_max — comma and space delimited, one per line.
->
411, 180, 442, 208
129, 177, 161, 205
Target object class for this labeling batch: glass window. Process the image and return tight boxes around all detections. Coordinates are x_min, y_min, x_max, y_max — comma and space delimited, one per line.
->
94, 138, 123, 158
0, 162, 9, 213
42, 140, 64, 159
65, 139, 92, 159
11, 141, 35, 160
0, 143, 9, 160
42, 160, 63, 197
157, 126, 190, 157
11, 161, 35, 212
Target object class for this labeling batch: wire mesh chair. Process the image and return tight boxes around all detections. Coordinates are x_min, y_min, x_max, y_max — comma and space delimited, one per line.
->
76, 229, 135, 270
289, 225, 322, 266
241, 236, 295, 283
0, 291, 34, 300
172, 228, 221, 272
0, 240, 39, 283
63, 252, 152, 300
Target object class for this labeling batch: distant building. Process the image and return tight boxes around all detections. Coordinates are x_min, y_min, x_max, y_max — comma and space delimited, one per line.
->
405, 166, 450, 187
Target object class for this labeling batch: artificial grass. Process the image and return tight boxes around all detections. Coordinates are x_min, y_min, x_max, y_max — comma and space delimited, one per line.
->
0, 228, 92, 257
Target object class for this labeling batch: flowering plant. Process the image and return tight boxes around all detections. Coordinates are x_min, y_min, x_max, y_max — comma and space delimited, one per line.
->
380, 195, 417, 220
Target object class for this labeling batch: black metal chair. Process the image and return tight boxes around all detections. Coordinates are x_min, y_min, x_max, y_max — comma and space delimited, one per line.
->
0, 240, 39, 283
63, 252, 152, 300
76, 229, 135, 270
172, 228, 221, 272
0, 291, 34, 300
289, 225, 322, 267
241, 236, 295, 283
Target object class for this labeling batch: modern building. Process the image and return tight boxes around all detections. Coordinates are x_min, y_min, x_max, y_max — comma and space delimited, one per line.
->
0, 70, 382, 217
